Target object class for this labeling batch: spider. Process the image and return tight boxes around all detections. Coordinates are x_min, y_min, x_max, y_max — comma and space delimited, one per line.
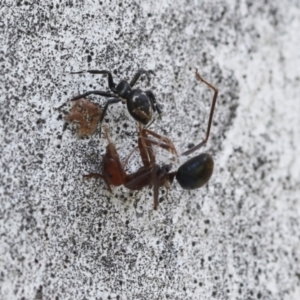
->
70, 69, 162, 133
83, 69, 218, 209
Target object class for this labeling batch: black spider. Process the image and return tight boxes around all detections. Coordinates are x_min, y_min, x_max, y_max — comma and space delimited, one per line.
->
70, 69, 162, 131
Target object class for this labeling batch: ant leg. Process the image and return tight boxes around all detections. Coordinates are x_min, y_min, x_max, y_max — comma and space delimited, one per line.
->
123, 125, 173, 169
71, 90, 115, 101
102, 125, 112, 143
145, 90, 163, 115
133, 191, 140, 209
141, 128, 178, 157
83, 173, 104, 179
123, 146, 139, 168
122, 136, 170, 169
181, 69, 218, 156
151, 164, 160, 210
114, 127, 155, 170
130, 69, 154, 87
83, 173, 112, 193
70, 70, 116, 91
98, 98, 121, 136
121, 125, 158, 169
138, 125, 157, 167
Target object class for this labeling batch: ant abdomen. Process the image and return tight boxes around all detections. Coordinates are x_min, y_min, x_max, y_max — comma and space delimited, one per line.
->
176, 153, 214, 190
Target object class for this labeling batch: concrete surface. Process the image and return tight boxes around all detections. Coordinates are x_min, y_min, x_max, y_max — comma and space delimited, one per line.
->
1, 0, 300, 299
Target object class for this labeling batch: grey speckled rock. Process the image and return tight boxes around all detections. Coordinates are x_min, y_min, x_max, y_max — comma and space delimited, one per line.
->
1, 1, 300, 299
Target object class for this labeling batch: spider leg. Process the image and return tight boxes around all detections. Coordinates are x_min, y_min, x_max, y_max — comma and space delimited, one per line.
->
145, 90, 162, 115
130, 69, 154, 87
98, 98, 121, 137
71, 90, 115, 101
70, 69, 116, 91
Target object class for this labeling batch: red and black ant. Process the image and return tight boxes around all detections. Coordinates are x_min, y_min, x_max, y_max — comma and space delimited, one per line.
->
84, 69, 218, 210
70, 69, 162, 132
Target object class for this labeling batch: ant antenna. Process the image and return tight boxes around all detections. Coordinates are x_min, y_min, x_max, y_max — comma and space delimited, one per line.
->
181, 68, 218, 156
103, 126, 112, 144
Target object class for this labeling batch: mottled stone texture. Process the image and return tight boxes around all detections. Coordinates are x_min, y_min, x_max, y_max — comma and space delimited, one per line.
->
1, 0, 300, 299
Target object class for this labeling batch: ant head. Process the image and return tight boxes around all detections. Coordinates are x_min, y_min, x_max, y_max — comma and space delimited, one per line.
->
159, 164, 176, 184
116, 80, 131, 98
161, 164, 172, 173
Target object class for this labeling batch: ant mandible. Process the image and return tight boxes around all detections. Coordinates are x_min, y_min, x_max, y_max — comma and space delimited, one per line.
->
84, 69, 218, 210
70, 69, 162, 132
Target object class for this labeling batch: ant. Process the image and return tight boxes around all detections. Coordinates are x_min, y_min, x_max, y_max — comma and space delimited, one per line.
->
70, 69, 162, 133
84, 69, 218, 210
